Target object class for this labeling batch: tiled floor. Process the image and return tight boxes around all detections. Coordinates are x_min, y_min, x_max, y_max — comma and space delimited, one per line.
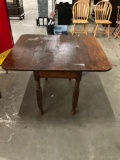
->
0, 0, 120, 160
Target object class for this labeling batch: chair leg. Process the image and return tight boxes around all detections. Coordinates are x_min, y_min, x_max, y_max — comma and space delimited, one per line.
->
94, 24, 98, 37
112, 24, 119, 37
117, 26, 120, 38
92, 24, 96, 34
104, 24, 106, 32
108, 24, 110, 38
84, 24, 88, 35
72, 24, 76, 35
112, 24, 118, 34
114, 25, 120, 39
86, 24, 88, 35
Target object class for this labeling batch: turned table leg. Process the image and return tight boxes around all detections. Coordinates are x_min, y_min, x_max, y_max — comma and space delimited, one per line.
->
72, 72, 82, 115
33, 71, 43, 115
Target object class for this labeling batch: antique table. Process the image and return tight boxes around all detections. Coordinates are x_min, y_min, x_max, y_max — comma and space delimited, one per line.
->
2, 34, 112, 115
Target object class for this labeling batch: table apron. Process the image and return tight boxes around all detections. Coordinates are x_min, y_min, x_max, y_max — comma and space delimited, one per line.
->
37, 71, 82, 79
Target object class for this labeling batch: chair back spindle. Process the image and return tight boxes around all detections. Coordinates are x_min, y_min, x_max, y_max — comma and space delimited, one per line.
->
73, 1, 89, 20
94, 1, 112, 21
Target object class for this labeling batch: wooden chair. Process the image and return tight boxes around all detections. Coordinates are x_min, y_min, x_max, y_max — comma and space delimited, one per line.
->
112, 6, 120, 39
74, 0, 91, 5
93, 0, 112, 38
72, 1, 90, 35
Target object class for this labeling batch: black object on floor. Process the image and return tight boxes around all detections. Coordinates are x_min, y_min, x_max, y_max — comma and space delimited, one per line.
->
46, 25, 54, 35
46, 18, 54, 35
36, 17, 48, 26
58, 2, 72, 25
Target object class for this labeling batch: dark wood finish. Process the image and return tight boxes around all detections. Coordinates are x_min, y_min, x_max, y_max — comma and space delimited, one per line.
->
2, 34, 112, 115
34, 71, 43, 115
2, 34, 112, 71
72, 72, 82, 114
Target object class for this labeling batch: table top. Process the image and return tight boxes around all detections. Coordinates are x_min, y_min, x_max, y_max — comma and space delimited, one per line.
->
2, 34, 112, 72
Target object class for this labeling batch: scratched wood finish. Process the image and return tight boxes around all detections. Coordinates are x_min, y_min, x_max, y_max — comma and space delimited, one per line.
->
2, 34, 112, 71
2, 34, 112, 115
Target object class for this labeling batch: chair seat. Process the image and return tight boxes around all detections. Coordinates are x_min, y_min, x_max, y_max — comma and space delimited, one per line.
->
95, 20, 112, 24
73, 19, 88, 24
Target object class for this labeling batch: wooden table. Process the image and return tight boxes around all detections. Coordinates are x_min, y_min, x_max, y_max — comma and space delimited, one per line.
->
2, 34, 112, 115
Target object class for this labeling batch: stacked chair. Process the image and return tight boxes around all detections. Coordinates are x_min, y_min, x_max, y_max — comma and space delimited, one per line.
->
112, 6, 120, 39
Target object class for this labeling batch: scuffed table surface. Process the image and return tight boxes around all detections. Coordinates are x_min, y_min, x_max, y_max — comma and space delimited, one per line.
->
2, 34, 112, 72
